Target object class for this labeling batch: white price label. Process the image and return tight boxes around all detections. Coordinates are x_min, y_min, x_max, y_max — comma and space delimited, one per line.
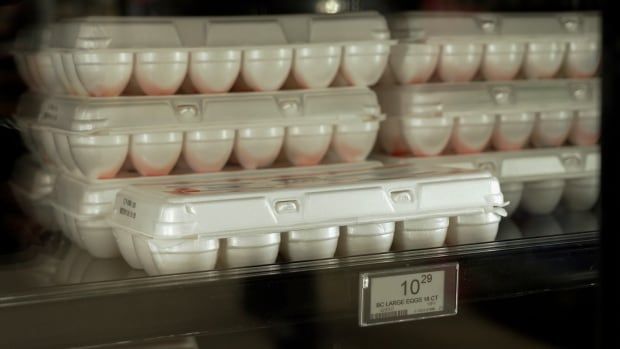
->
359, 263, 458, 326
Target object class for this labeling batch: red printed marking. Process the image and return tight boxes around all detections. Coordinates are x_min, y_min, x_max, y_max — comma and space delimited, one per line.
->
170, 187, 201, 195
390, 149, 411, 157
411, 148, 442, 157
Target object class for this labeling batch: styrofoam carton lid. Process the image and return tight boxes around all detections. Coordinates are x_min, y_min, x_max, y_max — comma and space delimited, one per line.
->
25, 87, 383, 134
51, 161, 383, 219
375, 79, 600, 118
387, 12, 600, 43
108, 163, 505, 239
10, 155, 56, 199
374, 146, 599, 183
37, 12, 390, 51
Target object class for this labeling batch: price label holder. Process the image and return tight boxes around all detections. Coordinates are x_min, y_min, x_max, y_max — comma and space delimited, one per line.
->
359, 262, 459, 326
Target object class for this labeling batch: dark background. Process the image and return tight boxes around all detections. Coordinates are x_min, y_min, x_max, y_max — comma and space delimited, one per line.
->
0, 1, 615, 348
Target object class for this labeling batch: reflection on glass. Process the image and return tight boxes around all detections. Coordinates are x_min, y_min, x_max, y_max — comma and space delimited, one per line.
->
54, 245, 142, 285
0, 210, 599, 300
517, 214, 563, 238
84, 336, 198, 349
496, 219, 523, 241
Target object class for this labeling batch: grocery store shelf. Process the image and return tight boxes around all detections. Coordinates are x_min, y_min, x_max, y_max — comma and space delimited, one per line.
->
0, 210, 599, 349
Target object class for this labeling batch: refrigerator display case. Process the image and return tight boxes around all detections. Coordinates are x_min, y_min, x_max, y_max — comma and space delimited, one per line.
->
0, 1, 611, 348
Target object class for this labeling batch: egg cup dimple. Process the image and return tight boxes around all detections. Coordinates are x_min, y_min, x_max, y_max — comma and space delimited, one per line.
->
218, 233, 281, 269
134, 51, 189, 95
130, 132, 183, 176
388, 43, 440, 84
521, 179, 566, 214
240, 48, 293, 92
189, 49, 241, 93
401, 116, 454, 156
481, 42, 525, 81
284, 124, 333, 166
562, 176, 599, 211
393, 217, 449, 250
134, 235, 220, 276
339, 43, 391, 86
437, 43, 483, 82
563, 39, 600, 79
522, 41, 566, 79
492, 112, 536, 151
183, 129, 235, 173
73, 52, 134, 97
531, 110, 573, 148
234, 127, 285, 169
69, 134, 129, 179
569, 110, 600, 146
337, 222, 395, 256
446, 212, 501, 245
450, 114, 495, 154
330, 121, 379, 162
280, 227, 340, 262
292, 46, 342, 89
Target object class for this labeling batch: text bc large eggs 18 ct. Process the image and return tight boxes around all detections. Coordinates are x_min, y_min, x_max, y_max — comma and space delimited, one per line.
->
14, 87, 384, 179
380, 12, 599, 84
12, 12, 395, 96
374, 78, 599, 157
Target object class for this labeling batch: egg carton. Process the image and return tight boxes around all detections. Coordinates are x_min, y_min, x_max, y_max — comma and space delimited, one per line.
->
379, 12, 600, 84
374, 145, 599, 217
9, 155, 57, 230
106, 162, 505, 275
15, 87, 384, 179
375, 78, 599, 157
13, 12, 394, 97
49, 162, 382, 259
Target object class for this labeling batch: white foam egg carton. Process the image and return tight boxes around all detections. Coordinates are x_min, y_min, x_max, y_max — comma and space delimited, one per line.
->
15, 87, 384, 178
9, 155, 57, 230
107, 163, 506, 275
13, 12, 394, 96
374, 145, 599, 216
380, 12, 600, 84
49, 162, 381, 259
375, 78, 599, 156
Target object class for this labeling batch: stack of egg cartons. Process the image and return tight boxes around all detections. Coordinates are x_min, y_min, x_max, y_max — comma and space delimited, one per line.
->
373, 12, 601, 222
11, 12, 509, 275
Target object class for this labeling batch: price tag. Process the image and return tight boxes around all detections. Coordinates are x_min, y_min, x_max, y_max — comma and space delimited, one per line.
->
359, 263, 458, 326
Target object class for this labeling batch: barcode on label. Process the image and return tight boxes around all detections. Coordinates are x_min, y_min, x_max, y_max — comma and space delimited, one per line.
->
369, 310, 408, 320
